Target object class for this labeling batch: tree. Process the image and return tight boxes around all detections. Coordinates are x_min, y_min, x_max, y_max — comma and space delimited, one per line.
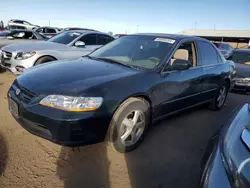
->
107, 31, 113, 36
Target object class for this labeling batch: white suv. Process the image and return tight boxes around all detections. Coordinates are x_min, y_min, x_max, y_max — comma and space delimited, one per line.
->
8, 19, 39, 30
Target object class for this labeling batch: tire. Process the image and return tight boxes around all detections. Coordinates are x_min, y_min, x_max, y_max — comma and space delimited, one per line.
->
34, 56, 56, 66
209, 82, 229, 111
107, 97, 150, 153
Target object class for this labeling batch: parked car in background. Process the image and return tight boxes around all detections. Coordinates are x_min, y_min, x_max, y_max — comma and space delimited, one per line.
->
5, 25, 27, 30
213, 42, 234, 59
229, 48, 250, 93
114, 34, 127, 39
8, 19, 39, 30
7, 34, 235, 153
62, 27, 98, 32
0, 30, 114, 74
0, 29, 47, 48
200, 100, 250, 188
33, 27, 62, 38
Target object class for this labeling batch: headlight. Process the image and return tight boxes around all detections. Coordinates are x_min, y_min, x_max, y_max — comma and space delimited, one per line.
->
15, 52, 36, 60
39, 95, 103, 112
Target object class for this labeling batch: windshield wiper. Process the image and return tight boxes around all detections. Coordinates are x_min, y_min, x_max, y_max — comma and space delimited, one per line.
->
87, 56, 140, 69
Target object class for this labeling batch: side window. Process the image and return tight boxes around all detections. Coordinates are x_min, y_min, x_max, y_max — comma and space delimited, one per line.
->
197, 41, 218, 66
22, 32, 33, 39
23, 21, 30, 25
46, 28, 56, 33
169, 41, 197, 68
77, 34, 97, 45
15, 20, 24, 24
97, 34, 114, 45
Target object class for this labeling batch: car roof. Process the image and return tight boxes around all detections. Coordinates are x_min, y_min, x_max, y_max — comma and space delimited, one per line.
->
10, 19, 25, 22
38, 26, 61, 29
10, 29, 32, 32
131, 33, 207, 41
65, 30, 114, 38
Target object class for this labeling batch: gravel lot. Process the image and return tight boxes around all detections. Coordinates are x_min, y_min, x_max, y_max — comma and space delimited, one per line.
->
0, 71, 248, 188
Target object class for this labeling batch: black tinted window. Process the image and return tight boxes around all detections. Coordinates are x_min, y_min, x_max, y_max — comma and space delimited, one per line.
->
45, 28, 56, 33
97, 34, 114, 45
78, 34, 97, 45
14, 20, 24, 24
12, 31, 33, 39
197, 41, 218, 65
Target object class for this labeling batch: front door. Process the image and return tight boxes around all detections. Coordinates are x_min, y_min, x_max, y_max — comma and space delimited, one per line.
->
156, 41, 203, 117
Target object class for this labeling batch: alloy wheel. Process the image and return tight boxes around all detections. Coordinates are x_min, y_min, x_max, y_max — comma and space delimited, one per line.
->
120, 110, 146, 147
217, 86, 227, 107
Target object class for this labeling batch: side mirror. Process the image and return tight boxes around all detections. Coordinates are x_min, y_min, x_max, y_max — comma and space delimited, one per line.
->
75, 41, 85, 47
6, 36, 14, 40
171, 59, 191, 71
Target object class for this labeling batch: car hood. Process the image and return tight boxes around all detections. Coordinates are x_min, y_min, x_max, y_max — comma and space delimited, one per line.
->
3, 41, 67, 52
17, 58, 140, 95
235, 63, 250, 78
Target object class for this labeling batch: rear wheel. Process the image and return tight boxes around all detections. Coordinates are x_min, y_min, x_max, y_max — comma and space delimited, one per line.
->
107, 97, 150, 153
34, 56, 56, 66
209, 82, 229, 110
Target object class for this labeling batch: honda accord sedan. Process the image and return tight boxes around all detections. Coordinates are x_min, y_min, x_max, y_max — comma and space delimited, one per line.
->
8, 34, 235, 152
200, 99, 250, 188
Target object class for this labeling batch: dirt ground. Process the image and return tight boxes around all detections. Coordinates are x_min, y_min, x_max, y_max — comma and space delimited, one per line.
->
0, 71, 248, 188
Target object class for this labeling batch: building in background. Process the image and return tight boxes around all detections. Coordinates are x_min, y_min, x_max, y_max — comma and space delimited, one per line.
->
178, 29, 250, 48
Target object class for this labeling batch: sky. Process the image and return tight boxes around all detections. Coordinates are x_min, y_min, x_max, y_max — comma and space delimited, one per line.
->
1, 0, 250, 34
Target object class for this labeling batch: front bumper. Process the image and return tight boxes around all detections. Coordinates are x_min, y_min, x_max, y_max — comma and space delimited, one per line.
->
200, 148, 231, 188
232, 83, 250, 93
0, 54, 37, 74
8, 84, 111, 146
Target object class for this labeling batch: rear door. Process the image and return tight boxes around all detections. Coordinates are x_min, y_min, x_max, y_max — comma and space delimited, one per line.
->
196, 41, 226, 100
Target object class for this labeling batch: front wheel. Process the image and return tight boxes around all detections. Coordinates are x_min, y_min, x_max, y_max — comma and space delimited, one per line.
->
107, 97, 150, 153
209, 82, 229, 111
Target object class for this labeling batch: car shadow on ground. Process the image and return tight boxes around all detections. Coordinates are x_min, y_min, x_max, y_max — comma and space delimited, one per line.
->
56, 94, 247, 188
124, 94, 247, 188
0, 131, 8, 178
57, 144, 110, 188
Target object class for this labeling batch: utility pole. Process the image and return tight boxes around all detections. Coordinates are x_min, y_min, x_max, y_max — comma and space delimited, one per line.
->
49, 20, 50, 26
194, 22, 198, 30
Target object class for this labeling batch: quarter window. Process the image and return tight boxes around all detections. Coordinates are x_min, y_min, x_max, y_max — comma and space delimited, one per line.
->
97, 34, 114, 45
197, 41, 218, 66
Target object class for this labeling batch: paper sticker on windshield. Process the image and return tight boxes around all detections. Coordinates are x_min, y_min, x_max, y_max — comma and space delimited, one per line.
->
154, 38, 175, 44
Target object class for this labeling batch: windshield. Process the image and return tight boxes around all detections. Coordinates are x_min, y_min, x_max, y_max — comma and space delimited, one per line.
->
48, 31, 81, 44
89, 35, 174, 69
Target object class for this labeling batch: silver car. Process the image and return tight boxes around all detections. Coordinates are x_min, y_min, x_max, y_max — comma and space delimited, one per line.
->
8, 19, 39, 30
0, 30, 114, 74
0, 29, 47, 48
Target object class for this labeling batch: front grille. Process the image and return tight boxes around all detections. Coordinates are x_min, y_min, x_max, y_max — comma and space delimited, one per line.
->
2, 50, 12, 60
12, 82, 36, 103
